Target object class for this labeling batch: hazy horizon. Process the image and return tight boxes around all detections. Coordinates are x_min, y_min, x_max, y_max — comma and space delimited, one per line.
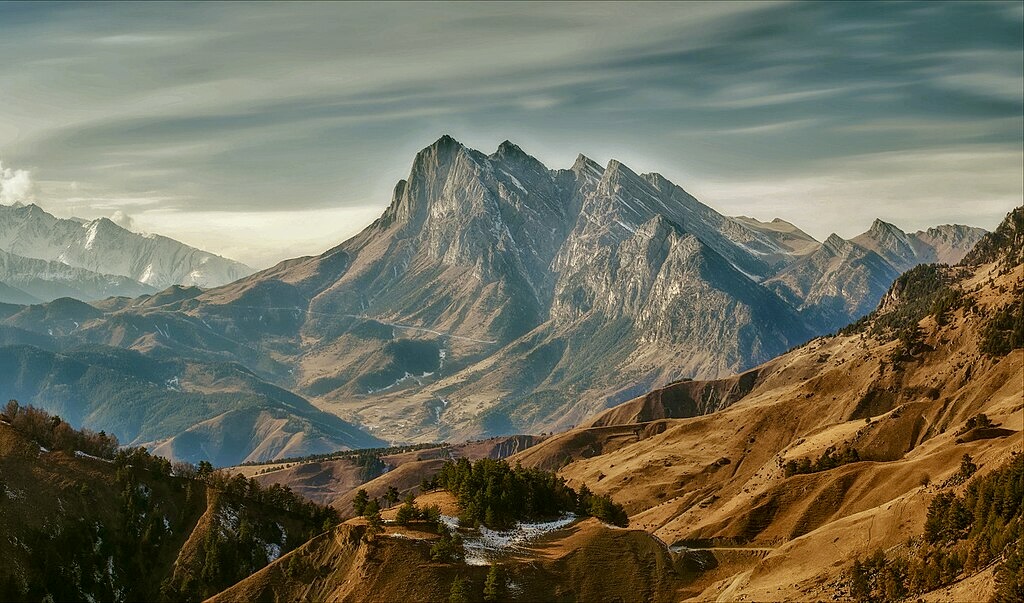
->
1, 1, 1021, 268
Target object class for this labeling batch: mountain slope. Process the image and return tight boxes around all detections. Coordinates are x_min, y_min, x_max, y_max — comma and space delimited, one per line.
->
0, 202, 253, 289
0, 343, 383, 465
509, 206, 1023, 601
0, 280, 37, 305
764, 233, 901, 332
0, 411, 338, 601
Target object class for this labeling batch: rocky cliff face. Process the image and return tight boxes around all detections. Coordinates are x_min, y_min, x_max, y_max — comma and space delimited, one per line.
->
768, 220, 985, 333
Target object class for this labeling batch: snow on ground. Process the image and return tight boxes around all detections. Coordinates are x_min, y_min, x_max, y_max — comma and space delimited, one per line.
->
75, 450, 113, 463
263, 542, 282, 563
441, 513, 578, 566
217, 504, 241, 534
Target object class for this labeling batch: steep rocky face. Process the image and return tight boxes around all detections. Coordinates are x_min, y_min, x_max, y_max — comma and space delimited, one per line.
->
764, 233, 901, 333
769, 220, 986, 333
852, 218, 986, 272
913, 223, 988, 265
960, 206, 1023, 267
0, 203, 253, 289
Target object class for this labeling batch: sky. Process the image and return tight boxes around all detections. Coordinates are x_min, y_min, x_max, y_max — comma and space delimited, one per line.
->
0, 1, 1021, 268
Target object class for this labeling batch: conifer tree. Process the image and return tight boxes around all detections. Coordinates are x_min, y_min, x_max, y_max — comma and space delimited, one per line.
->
483, 564, 505, 602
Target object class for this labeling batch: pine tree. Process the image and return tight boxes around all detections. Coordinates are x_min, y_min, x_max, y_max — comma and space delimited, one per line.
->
354, 489, 370, 516
449, 576, 470, 603
365, 504, 385, 540
396, 498, 417, 525
483, 564, 505, 602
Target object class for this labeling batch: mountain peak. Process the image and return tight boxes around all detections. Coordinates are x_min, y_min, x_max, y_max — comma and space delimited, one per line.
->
602, 159, 640, 181
429, 133, 462, 149
571, 154, 604, 182
868, 218, 905, 236
822, 233, 849, 253
495, 139, 524, 156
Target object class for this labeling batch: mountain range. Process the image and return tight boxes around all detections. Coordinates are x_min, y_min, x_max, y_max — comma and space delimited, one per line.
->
9, 205, 1011, 603
0, 202, 253, 303
222, 206, 1022, 602
0, 137, 989, 462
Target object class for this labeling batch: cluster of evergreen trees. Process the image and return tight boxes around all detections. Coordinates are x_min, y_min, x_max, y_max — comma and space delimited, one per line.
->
783, 445, 861, 477
430, 457, 628, 529
448, 565, 508, 603
0, 402, 339, 602
240, 441, 440, 468
841, 264, 964, 340
2, 400, 119, 459
848, 452, 1023, 602
980, 295, 1024, 356
161, 464, 339, 599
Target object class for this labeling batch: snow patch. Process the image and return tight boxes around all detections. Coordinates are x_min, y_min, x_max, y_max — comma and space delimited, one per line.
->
442, 513, 578, 566
501, 170, 527, 193
84, 221, 99, 250
217, 504, 241, 534
264, 542, 282, 563
75, 450, 113, 463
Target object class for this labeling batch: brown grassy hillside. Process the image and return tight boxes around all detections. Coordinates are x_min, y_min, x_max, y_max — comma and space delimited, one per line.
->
509, 235, 1023, 600
211, 511, 680, 603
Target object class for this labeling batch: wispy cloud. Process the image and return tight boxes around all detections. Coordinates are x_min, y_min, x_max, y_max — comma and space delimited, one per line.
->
0, 1, 1019, 264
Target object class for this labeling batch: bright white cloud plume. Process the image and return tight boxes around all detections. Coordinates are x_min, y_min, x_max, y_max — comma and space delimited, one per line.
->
110, 210, 136, 231
0, 162, 34, 204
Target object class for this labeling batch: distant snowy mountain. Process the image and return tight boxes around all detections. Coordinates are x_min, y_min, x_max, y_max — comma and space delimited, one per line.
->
0, 203, 253, 290
0, 248, 155, 304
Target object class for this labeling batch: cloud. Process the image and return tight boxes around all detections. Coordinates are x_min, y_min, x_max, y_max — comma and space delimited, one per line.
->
110, 209, 136, 230
692, 145, 1022, 239
0, 162, 34, 204
0, 2, 1019, 264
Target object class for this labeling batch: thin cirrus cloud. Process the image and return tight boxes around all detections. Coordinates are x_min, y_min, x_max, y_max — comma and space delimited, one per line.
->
0, 1, 1020, 267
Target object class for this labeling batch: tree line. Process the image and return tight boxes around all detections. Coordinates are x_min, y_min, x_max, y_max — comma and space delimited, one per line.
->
783, 444, 861, 477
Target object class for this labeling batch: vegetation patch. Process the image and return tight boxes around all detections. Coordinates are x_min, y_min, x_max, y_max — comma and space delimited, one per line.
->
979, 297, 1024, 357
783, 444, 861, 478
428, 458, 628, 530
0, 402, 339, 602
839, 264, 966, 341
